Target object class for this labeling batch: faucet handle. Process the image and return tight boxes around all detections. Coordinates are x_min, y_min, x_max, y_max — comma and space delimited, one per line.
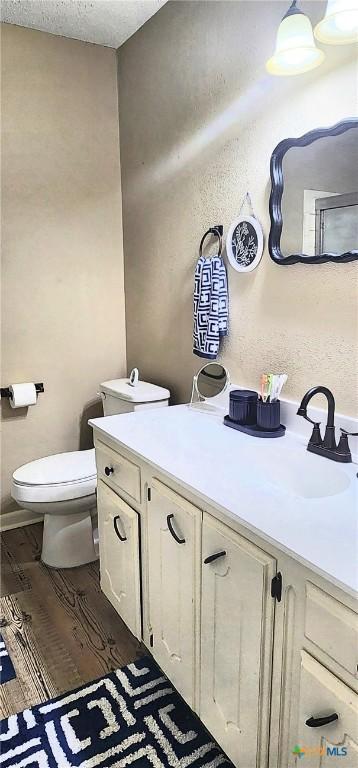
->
337, 428, 357, 462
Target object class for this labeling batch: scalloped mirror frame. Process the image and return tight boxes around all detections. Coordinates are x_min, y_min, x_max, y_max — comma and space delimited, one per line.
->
268, 118, 358, 265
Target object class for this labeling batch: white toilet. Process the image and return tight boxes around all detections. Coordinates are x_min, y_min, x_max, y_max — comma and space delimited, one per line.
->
11, 377, 170, 569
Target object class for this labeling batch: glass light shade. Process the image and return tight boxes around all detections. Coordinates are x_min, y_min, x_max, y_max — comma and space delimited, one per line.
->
315, 0, 358, 44
266, 11, 325, 75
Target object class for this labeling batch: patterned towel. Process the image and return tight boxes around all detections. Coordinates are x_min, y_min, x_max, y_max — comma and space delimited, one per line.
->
193, 255, 228, 359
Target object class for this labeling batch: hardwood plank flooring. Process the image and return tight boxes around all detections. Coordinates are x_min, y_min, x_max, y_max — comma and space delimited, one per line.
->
0, 523, 144, 719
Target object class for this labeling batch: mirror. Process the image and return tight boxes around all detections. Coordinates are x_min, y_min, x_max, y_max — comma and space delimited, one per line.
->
189, 363, 230, 413
197, 363, 228, 398
269, 119, 358, 265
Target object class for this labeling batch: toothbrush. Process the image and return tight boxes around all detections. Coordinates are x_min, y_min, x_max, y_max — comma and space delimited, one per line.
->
260, 374, 264, 401
260, 374, 266, 402
268, 374, 274, 402
270, 374, 280, 402
276, 374, 287, 400
271, 374, 288, 401
260, 373, 270, 402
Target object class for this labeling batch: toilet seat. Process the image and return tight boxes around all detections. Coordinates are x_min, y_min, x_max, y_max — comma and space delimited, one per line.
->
12, 449, 97, 504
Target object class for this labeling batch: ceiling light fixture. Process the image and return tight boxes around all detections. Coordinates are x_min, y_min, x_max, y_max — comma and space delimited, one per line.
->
266, 0, 325, 76
315, 0, 358, 45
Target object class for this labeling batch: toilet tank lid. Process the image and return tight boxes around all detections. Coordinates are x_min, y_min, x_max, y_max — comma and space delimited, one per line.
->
99, 378, 170, 403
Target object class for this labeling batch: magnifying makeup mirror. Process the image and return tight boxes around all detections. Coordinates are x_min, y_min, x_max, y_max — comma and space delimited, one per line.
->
189, 363, 230, 413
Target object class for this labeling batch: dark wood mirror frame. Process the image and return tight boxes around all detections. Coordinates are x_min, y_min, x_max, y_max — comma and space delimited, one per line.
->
268, 118, 358, 266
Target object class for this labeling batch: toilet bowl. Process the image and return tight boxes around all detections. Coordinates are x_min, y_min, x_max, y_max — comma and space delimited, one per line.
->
12, 449, 97, 568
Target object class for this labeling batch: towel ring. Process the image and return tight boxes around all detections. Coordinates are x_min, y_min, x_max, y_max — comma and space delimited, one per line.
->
199, 225, 223, 258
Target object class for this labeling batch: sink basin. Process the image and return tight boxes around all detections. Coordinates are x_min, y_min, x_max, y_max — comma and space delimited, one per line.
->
257, 450, 351, 499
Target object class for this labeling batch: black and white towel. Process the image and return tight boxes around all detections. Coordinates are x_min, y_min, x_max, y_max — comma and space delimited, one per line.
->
193, 255, 228, 359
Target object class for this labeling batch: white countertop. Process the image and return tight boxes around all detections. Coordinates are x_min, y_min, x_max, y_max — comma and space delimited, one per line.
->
90, 405, 358, 596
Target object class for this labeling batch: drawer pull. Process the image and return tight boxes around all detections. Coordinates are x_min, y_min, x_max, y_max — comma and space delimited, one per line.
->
167, 514, 185, 544
113, 515, 127, 542
105, 466, 114, 476
305, 713, 338, 728
204, 551, 227, 565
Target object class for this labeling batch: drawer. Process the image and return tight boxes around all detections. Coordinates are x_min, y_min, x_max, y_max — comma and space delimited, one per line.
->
296, 651, 357, 764
305, 582, 358, 678
96, 441, 141, 503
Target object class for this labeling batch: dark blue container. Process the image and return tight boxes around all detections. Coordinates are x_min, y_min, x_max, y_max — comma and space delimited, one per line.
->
257, 399, 281, 430
229, 389, 258, 425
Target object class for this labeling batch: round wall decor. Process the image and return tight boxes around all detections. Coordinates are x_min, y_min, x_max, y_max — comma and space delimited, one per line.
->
226, 194, 264, 272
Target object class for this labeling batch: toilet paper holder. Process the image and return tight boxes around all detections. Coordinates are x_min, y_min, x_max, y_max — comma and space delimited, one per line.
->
0, 383, 44, 399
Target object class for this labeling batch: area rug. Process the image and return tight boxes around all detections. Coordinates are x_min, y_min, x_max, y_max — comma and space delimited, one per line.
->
0, 655, 233, 767
0, 634, 16, 685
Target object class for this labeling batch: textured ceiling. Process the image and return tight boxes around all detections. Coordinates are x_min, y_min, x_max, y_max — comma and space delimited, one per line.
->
0, 0, 167, 48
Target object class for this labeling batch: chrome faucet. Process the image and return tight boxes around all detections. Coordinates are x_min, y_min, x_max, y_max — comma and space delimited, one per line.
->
297, 386, 357, 463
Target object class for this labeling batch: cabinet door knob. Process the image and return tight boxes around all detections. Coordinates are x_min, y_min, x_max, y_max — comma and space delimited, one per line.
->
113, 515, 127, 542
204, 551, 227, 564
167, 514, 185, 544
305, 713, 338, 728
105, 465, 114, 476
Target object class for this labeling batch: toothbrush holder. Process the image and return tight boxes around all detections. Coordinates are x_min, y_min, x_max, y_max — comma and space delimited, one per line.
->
257, 399, 281, 431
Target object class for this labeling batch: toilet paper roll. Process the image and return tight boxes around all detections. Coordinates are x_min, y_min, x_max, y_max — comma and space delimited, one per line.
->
9, 383, 37, 408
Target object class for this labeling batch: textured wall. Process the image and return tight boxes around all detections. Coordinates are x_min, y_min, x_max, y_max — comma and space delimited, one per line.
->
1, 24, 126, 515
118, 0, 358, 415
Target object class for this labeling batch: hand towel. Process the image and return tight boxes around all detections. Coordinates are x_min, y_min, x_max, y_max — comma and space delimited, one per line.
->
193, 255, 228, 359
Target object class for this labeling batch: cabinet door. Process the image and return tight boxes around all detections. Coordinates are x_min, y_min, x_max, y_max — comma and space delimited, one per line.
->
200, 512, 276, 768
97, 480, 141, 639
294, 651, 358, 767
147, 479, 201, 709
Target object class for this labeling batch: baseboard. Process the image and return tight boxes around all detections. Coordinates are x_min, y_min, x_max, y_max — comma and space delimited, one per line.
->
0, 508, 43, 532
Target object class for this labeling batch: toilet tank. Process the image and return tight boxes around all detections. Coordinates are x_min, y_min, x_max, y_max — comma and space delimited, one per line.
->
99, 378, 170, 417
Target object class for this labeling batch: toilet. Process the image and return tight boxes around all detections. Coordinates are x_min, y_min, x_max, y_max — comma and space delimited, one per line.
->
11, 377, 170, 569
12, 450, 98, 569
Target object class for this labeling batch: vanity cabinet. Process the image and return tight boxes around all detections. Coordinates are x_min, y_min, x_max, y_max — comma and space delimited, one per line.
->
146, 479, 201, 709
97, 480, 141, 639
200, 512, 276, 767
93, 431, 358, 768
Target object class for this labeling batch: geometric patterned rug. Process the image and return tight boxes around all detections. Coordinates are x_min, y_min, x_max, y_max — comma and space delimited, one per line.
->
0, 634, 16, 685
0, 655, 233, 767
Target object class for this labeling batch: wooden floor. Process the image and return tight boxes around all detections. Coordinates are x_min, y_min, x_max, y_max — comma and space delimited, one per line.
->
0, 523, 144, 719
